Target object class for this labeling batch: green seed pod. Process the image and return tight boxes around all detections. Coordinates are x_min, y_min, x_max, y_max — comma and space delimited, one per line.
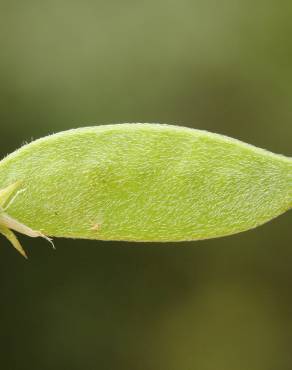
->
0, 123, 291, 257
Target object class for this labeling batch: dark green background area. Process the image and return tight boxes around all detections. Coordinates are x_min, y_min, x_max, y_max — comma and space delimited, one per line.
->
1, 1, 292, 369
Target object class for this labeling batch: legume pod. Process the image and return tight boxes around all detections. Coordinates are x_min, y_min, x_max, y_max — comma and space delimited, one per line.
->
0, 123, 291, 257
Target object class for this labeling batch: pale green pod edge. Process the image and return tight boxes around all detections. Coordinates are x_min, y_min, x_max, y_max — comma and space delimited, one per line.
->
0, 123, 291, 257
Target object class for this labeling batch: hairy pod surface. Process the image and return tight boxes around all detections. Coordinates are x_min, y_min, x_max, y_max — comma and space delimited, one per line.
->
0, 123, 291, 256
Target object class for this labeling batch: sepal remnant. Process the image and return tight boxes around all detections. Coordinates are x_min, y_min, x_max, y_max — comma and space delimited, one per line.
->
0, 182, 54, 258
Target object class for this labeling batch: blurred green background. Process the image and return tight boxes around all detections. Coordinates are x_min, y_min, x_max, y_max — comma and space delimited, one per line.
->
1, 1, 292, 369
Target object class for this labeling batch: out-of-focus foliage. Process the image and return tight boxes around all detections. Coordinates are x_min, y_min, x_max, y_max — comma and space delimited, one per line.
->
0, 1, 292, 369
